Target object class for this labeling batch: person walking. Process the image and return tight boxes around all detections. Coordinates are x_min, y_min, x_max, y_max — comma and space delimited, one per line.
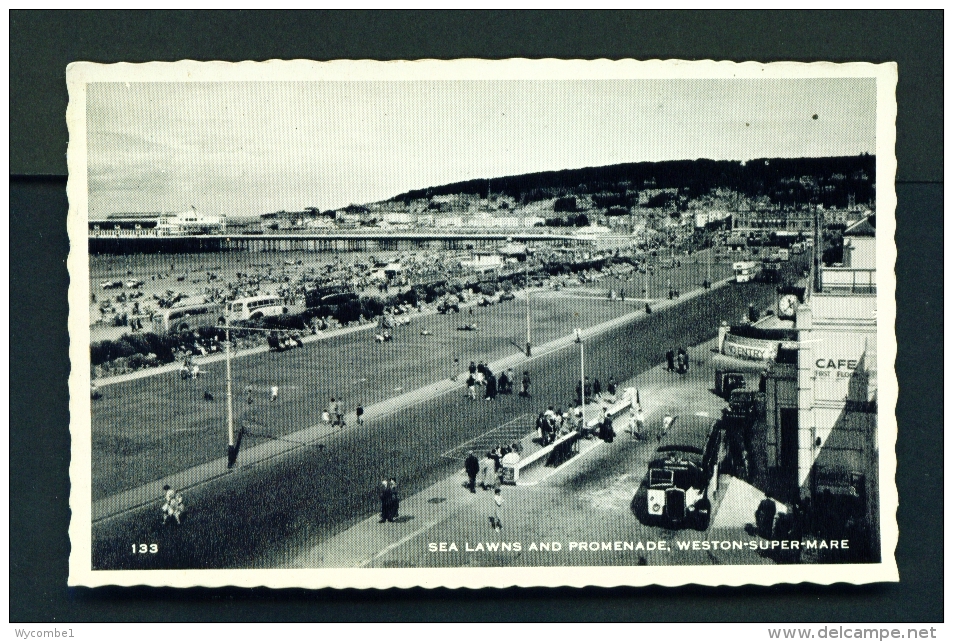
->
491, 488, 504, 531
385, 478, 400, 522
520, 371, 531, 398
497, 370, 510, 395
328, 397, 344, 427
484, 372, 497, 400
632, 406, 646, 440
270, 385, 279, 402
666, 349, 675, 372
356, 404, 364, 425
479, 452, 494, 490
464, 451, 480, 493
659, 414, 674, 442
599, 410, 615, 443
161, 485, 185, 525
378, 479, 391, 523
466, 373, 477, 400
676, 347, 688, 374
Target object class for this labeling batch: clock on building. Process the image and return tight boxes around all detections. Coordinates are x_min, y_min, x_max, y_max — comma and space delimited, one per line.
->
778, 293, 799, 319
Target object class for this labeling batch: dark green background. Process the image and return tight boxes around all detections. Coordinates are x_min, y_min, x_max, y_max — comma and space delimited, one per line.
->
10, 10, 943, 622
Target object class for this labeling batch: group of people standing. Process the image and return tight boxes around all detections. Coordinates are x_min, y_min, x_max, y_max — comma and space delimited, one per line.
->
323, 397, 346, 427
160, 485, 185, 525
574, 375, 617, 406
536, 406, 577, 446
463, 444, 521, 493
465, 362, 521, 401
665, 347, 690, 375
378, 478, 400, 523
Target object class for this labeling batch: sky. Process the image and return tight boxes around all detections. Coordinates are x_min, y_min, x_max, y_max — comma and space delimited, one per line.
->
86, 78, 876, 218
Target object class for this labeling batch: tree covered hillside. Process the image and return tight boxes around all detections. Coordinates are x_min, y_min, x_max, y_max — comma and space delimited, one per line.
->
386, 155, 875, 211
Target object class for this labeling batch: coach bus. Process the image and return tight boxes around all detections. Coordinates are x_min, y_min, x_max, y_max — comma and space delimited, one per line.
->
227, 295, 288, 322
644, 414, 722, 530
156, 303, 225, 334
733, 260, 760, 283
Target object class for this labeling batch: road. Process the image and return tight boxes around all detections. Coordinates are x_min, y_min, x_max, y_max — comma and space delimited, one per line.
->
91, 281, 777, 569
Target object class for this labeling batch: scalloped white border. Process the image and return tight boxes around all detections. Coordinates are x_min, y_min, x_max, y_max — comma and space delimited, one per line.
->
66, 58, 898, 589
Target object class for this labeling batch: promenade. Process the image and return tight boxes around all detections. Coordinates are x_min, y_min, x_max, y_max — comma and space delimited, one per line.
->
92, 276, 735, 521
291, 336, 784, 569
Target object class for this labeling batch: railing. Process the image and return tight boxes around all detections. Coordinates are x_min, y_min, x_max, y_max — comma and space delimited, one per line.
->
820, 268, 876, 294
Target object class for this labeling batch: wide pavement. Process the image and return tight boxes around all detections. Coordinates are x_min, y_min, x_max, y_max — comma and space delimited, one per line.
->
302, 339, 783, 571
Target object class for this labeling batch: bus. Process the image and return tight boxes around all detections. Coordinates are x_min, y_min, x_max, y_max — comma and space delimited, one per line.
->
227, 295, 288, 322
645, 415, 722, 530
157, 303, 225, 334
733, 260, 760, 283
228, 294, 288, 321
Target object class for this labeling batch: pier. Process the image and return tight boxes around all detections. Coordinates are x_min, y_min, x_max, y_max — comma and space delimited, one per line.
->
87, 231, 633, 255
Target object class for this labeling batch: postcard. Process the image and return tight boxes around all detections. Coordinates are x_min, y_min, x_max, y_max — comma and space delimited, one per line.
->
67, 58, 898, 588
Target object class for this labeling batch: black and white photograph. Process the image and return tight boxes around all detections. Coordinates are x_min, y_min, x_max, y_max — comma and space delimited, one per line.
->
66, 58, 898, 588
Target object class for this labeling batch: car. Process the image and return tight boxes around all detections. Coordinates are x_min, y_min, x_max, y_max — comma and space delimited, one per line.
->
499, 292, 516, 302
437, 296, 460, 314
125, 279, 145, 289
642, 414, 722, 530
101, 280, 122, 289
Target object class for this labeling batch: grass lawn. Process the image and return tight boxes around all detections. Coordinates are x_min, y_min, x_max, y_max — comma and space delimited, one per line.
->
89, 253, 737, 500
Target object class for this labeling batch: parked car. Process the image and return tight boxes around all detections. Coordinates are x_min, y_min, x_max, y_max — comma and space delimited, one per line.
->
642, 414, 722, 530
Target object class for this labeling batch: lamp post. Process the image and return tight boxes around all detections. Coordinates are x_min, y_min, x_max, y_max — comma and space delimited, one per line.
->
221, 308, 238, 468
575, 328, 585, 431
225, 323, 235, 445
707, 238, 713, 286
644, 251, 650, 299
525, 255, 532, 357
217, 309, 282, 469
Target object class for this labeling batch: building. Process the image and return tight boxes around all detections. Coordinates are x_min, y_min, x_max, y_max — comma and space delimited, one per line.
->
90, 209, 225, 237
762, 215, 879, 559
156, 208, 226, 235
733, 208, 815, 233
693, 209, 732, 229
89, 213, 160, 237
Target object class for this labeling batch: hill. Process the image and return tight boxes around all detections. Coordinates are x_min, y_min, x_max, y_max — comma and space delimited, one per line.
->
382, 155, 875, 213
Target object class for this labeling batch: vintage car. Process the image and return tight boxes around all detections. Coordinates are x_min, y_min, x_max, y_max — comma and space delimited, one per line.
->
644, 414, 722, 530
437, 295, 460, 314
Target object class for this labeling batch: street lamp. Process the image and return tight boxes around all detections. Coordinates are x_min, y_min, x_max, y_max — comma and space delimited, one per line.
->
222, 311, 238, 468
643, 251, 649, 299
575, 328, 585, 431
525, 255, 532, 357
706, 237, 713, 288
